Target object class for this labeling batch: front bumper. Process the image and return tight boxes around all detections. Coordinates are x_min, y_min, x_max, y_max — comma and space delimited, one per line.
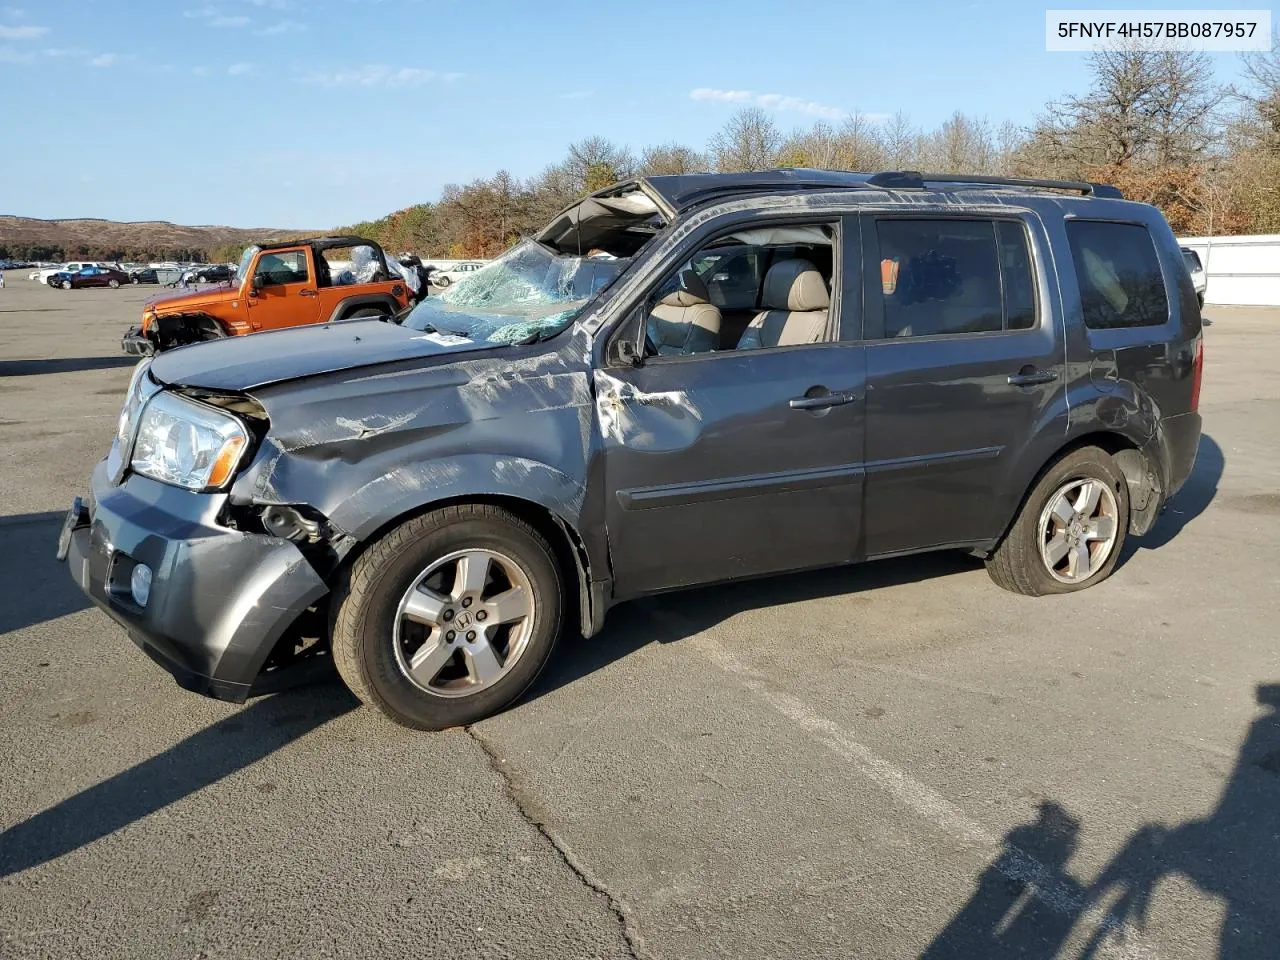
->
60, 460, 328, 702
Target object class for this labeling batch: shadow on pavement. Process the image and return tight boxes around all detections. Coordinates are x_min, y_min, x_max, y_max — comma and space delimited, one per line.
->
0, 356, 138, 377
920, 682, 1280, 959
0, 682, 357, 879
528, 551, 976, 705
0, 512, 90, 634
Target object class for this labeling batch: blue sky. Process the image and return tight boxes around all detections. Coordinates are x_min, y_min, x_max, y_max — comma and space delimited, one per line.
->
0, 0, 1262, 228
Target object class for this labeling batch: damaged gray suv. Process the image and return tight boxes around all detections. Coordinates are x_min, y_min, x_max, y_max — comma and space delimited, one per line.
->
58, 170, 1204, 729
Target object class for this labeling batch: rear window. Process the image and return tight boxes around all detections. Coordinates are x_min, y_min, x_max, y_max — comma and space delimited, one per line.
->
1067, 221, 1169, 329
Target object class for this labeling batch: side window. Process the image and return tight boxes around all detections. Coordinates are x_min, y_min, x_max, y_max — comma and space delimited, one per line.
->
998, 221, 1037, 331
256, 250, 309, 287
1067, 221, 1168, 329
876, 219, 1003, 338
641, 222, 837, 358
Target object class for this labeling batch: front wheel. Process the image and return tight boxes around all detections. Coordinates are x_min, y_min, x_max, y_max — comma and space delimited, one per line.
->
131, 277, 139, 284
331, 504, 564, 730
986, 446, 1130, 596
61, 280, 72, 290
434, 275, 451, 287
108, 279, 120, 288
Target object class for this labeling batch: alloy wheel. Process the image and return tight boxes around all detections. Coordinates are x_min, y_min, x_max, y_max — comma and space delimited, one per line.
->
392, 548, 536, 698
1037, 478, 1119, 584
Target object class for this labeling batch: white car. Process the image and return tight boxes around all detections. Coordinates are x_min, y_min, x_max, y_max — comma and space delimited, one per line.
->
34, 261, 118, 283
1180, 247, 1206, 307
430, 260, 486, 287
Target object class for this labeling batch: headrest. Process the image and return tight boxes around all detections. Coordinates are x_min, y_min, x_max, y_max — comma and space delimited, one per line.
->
762, 259, 830, 312
659, 268, 709, 307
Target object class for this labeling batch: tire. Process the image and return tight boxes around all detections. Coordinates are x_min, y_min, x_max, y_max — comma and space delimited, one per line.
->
346, 307, 388, 320
61, 280, 72, 290
986, 446, 1130, 596
434, 275, 451, 287
109, 279, 120, 289
331, 504, 564, 730
131, 277, 139, 285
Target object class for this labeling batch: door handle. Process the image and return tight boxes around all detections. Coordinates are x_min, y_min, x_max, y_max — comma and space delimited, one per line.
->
789, 391, 858, 410
1008, 367, 1058, 386
298, 289, 318, 298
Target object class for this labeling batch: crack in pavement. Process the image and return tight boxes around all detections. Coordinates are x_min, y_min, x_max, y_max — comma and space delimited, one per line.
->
465, 723, 649, 960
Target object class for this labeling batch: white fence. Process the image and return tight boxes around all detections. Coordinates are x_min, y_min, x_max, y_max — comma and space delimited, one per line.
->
1177, 234, 1280, 306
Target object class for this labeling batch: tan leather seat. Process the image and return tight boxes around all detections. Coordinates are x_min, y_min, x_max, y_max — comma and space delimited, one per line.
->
647, 270, 722, 356
736, 259, 830, 350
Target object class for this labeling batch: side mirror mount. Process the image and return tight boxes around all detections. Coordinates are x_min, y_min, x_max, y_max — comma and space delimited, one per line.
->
618, 339, 644, 368
249, 274, 261, 296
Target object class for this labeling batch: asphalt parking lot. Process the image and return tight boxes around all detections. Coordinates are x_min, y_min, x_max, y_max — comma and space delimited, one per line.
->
1, 277, 1277, 959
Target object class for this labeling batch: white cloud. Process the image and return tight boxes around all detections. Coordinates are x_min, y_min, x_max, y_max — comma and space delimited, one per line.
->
184, 7, 250, 27
300, 64, 443, 88
257, 19, 304, 34
690, 87, 849, 120
89, 52, 118, 67
0, 23, 46, 38
227, 61, 254, 75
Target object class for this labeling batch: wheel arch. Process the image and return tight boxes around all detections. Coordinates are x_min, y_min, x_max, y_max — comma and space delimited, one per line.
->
328, 294, 399, 322
996, 429, 1161, 549
334, 492, 598, 642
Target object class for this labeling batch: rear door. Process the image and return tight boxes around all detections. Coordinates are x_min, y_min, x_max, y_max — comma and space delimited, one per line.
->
859, 212, 1065, 557
246, 247, 320, 330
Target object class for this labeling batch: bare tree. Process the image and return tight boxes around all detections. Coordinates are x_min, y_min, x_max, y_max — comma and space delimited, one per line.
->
1031, 47, 1223, 173
880, 111, 918, 169
638, 142, 708, 176
708, 108, 783, 172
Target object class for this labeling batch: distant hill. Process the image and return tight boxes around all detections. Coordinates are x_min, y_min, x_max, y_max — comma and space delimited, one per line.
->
0, 215, 312, 261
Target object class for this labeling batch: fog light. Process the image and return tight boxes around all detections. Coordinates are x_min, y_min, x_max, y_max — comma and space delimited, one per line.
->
130, 563, 153, 607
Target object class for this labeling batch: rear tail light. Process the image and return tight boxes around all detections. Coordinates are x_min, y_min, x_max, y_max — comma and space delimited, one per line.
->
1190, 338, 1204, 413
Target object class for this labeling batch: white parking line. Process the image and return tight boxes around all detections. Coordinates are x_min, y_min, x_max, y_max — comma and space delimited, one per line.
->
643, 606, 1163, 960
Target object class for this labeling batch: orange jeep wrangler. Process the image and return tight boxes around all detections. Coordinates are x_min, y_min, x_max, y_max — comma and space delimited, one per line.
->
122, 236, 416, 355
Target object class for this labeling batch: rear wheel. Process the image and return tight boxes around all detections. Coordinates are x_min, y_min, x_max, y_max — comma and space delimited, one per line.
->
434, 275, 451, 287
346, 306, 388, 320
986, 446, 1129, 596
331, 504, 564, 730
131, 277, 139, 284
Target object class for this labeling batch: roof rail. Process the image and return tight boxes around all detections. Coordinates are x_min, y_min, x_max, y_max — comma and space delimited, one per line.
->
865, 170, 1124, 200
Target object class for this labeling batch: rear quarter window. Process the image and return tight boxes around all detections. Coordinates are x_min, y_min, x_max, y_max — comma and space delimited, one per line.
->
1067, 221, 1169, 329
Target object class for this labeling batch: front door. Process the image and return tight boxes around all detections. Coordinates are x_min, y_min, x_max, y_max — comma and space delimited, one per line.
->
597, 216, 865, 598
246, 248, 320, 330
859, 213, 1065, 557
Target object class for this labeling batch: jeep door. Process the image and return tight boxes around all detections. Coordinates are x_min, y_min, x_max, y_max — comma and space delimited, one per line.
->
246, 247, 321, 331
858, 212, 1065, 557
596, 216, 866, 599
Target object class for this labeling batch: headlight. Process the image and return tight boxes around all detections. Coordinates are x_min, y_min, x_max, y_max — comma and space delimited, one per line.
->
130, 391, 249, 491
108, 359, 160, 484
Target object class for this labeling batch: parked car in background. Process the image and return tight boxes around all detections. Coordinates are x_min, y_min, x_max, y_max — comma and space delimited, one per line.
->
129, 268, 160, 285
193, 263, 235, 284
35, 260, 119, 283
122, 235, 414, 354
50, 265, 131, 289
430, 260, 485, 287
1181, 247, 1206, 308
63, 170, 1204, 731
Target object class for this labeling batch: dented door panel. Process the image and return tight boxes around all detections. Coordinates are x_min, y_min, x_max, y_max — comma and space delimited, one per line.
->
595, 344, 866, 598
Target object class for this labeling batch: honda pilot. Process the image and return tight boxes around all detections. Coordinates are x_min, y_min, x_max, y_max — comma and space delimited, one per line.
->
58, 170, 1204, 730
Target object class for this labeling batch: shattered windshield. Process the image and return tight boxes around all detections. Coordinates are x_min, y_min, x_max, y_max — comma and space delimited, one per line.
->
403, 240, 628, 345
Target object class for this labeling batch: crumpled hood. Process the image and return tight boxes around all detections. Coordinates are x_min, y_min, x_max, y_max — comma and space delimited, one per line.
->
149, 320, 490, 391
146, 284, 240, 312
